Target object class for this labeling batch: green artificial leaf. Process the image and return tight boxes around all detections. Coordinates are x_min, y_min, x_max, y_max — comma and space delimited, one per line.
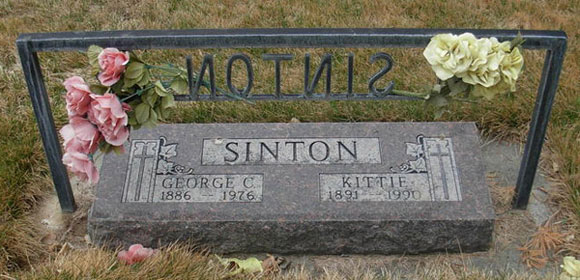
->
216, 255, 263, 276
128, 99, 141, 108
123, 62, 145, 88
89, 84, 108, 95
155, 107, 167, 121
161, 94, 175, 109
447, 77, 469, 97
179, 72, 188, 81
87, 45, 103, 75
149, 106, 158, 122
432, 84, 443, 94
154, 81, 169, 97
124, 78, 138, 89
125, 62, 145, 80
426, 95, 449, 108
510, 32, 526, 51
128, 51, 143, 63
136, 69, 151, 87
111, 78, 125, 92
128, 113, 138, 126
155, 64, 182, 77
170, 78, 189, 95
160, 103, 173, 120
99, 142, 112, 153
134, 103, 150, 124
471, 85, 499, 100
112, 145, 124, 155
142, 108, 158, 128
142, 89, 158, 107
116, 86, 135, 98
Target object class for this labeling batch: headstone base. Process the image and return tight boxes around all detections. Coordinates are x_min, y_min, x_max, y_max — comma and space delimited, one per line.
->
88, 220, 492, 254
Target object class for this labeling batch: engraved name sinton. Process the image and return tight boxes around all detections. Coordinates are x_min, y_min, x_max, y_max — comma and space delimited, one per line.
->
202, 137, 381, 165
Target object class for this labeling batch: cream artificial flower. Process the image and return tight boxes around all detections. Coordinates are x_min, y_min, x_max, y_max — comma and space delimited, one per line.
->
490, 37, 512, 52
460, 38, 506, 88
422, 33, 525, 102
499, 46, 524, 91
465, 37, 493, 73
462, 37, 523, 93
423, 33, 479, 81
560, 256, 580, 280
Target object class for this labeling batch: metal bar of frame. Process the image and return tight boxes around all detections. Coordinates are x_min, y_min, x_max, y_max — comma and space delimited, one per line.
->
15, 28, 567, 212
16, 41, 76, 212
512, 40, 567, 209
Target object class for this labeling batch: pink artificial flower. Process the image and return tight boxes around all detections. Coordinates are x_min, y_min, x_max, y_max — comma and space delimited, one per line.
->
117, 244, 157, 265
87, 93, 130, 146
97, 48, 130, 86
59, 116, 101, 154
63, 76, 92, 117
62, 151, 99, 184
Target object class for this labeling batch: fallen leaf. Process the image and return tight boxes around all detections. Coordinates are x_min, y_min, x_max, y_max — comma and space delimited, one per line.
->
263, 254, 289, 274
261, 254, 280, 275
216, 255, 263, 276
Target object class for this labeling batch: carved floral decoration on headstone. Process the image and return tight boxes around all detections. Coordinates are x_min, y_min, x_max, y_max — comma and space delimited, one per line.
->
156, 136, 194, 175
391, 135, 427, 174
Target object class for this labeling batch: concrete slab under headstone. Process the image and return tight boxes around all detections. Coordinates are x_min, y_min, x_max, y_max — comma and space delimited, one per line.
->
481, 140, 553, 226
88, 122, 494, 254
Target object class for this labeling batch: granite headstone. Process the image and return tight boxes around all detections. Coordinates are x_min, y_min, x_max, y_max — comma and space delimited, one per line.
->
88, 122, 494, 254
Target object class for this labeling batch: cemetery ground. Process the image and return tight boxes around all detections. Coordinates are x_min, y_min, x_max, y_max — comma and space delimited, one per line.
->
0, 0, 578, 279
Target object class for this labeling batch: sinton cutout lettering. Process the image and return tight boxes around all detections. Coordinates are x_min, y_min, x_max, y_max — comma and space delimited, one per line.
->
191, 52, 394, 96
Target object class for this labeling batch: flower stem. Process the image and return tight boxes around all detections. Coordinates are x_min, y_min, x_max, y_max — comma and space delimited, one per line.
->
146, 64, 181, 73
120, 84, 155, 102
391, 89, 428, 99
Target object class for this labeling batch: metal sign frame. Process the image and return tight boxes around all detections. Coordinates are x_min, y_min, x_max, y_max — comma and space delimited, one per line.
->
16, 28, 567, 212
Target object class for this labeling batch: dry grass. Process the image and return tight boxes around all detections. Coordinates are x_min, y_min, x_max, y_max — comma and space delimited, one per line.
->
0, 0, 578, 276
10, 244, 556, 280
544, 124, 580, 254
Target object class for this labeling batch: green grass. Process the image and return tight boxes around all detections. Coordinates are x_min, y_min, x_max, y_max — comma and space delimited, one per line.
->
0, 0, 578, 276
